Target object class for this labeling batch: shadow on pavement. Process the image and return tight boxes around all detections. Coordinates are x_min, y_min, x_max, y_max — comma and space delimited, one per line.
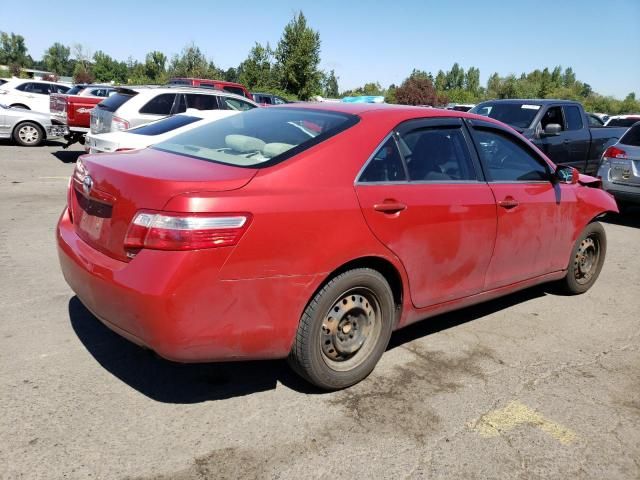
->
601, 210, 640, 229
69, 285, 549, 403
52, 149, 83, 164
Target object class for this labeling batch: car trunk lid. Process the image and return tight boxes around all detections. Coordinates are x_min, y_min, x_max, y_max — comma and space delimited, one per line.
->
608, 144, 640, 186
70, 148, 258, 261
90, 89, 137, 134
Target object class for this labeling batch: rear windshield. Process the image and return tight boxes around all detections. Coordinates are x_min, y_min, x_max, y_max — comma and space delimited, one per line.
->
607, 118, 640, 127
66, 85, 85, 95
97, 92, 136, 112
470, 103, 541, 129
223, 86, 247, 97
153, 107, 358, 167
129, 115, 202, 136
620, 123, 640, 146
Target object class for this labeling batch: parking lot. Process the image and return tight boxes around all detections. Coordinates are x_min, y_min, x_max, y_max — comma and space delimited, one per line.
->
0, 141, 638, 479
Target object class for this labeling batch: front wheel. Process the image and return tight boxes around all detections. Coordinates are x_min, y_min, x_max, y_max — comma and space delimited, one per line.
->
288, 268, 395, 390
13, 121, 44, 147
558, 222, 607, 295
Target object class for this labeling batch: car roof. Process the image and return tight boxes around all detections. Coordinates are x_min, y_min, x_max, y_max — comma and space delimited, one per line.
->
476, 98, 581, 106
115, 85, 257, 103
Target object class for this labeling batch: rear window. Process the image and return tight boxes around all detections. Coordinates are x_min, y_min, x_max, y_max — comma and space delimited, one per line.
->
97, 92, 136, 112
620, 123, 640, 146
470, 103, 540, 129
67, 85, 85, 95
223, 86, 247, 97
608, 118, 640, 127
129, 115, 202, 136
153, 108, 358, 167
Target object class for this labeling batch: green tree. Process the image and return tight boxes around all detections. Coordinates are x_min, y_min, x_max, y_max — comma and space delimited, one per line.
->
385, 84, 397, 104
238, 42, 274, 89
434, 70, 446, 92
144, 51, 166, 82
168, 44, 220, 79
0, 32, 30, 67
323, 69, 339, 97
43, 42, 70, 76
563, 67, 576, 87
224, 67, 239, 83
464, 66, 480, 94
274, 12, 322, 100
73, 62, 94, 83
93, 51, 127, 83
445, 63, 465, 90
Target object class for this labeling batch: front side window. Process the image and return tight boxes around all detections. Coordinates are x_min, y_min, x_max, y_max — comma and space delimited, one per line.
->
541, 106, 565, 131
154, 108, 357, 167
473, 129, 550, 182
359, 137, 406, 183
222, 97, 255, 111
401, 127, 477, 181
139, 93, 177, 115
564, 106, 583, 130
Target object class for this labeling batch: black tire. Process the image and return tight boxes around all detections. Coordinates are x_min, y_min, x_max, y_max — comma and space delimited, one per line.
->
10, 104, 30, 110
558, 222, 607, 295
13, 121, 45, 147
288, 268, 395, 390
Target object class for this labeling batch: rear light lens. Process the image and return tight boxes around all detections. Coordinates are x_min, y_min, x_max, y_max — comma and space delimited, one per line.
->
124, 211, 251, 253
603, 146, 627, 159
111, 116, 130, 131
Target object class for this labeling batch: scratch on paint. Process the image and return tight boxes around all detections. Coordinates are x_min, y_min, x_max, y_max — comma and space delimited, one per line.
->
469, 400, 576, 445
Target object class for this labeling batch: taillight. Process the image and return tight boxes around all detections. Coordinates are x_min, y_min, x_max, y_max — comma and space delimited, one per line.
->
115, 148, 135, 152
124, 211, 251, 254
603, 146, 627, 159
112, 116, 130, 131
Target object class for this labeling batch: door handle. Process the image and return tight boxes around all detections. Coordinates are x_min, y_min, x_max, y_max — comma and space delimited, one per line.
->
373, 201, 407, 214
498, 197, 519, 209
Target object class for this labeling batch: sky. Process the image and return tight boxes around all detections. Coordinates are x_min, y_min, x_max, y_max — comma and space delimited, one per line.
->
1, 0, 638, 98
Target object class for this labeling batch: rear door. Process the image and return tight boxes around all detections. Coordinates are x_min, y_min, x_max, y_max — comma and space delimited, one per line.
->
355, 118, 497, 308
467, 120, 576, 288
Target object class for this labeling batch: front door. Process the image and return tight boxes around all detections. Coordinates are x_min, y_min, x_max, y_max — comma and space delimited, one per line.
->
355, 119, 497, 308
468, 121, 574, 288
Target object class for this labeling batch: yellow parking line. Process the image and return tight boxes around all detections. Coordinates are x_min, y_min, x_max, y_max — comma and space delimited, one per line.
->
469, 400, 577, 445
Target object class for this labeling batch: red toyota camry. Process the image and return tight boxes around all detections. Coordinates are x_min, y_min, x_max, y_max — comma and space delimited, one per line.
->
57, 104, 617, 390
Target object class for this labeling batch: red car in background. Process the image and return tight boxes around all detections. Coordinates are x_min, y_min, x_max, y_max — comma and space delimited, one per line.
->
57, 104, 616, 390
168, 77, 252, 100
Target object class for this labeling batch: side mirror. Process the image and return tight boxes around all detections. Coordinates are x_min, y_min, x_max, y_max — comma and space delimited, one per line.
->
541, 123, 562, 136
555, 165, 579, 184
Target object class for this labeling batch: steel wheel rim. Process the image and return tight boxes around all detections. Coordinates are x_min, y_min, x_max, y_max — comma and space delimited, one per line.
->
574, 234, 600, 285
320, 287, 382, 372
19, 125, 39, 144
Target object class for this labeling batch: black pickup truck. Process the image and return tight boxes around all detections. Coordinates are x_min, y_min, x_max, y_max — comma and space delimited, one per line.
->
470, 99, 627, 175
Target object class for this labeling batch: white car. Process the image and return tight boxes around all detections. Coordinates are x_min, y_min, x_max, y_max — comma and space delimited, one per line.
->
90, 86, 258, 135
85, 109, 240, 153
604, 114, 640, 128
0, 79, 70, 113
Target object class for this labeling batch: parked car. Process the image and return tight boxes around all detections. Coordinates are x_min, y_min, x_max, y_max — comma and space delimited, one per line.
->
252, 92, 289, 106
446, 103, 475, 112
168, 78, 253, 99
85, 109, 239, 153
592, 112, 610, 124
597, 121, 640, 210
587, 113, 605, 126
0, 78, 9, 86
0, 103, 68, 146
57, 104, 616, 390
604, 115, 640, 127
50, 84, 119, 147
90, 86, 257, 135
0, 79, 70, 112
471, 99, 628, 175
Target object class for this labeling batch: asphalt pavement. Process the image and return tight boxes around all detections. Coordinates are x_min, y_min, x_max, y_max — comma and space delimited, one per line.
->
0, 140, 638, 479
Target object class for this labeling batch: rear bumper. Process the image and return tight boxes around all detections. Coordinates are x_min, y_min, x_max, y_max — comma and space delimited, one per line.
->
598, 166, 640, 204
47, 125, 69, 138
57, 207, 315, 362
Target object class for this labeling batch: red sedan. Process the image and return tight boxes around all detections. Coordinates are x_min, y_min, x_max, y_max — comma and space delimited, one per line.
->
57, 104, 617, 390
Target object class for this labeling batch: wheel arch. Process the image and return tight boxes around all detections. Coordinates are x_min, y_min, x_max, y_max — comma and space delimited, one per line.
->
9, 103, 30, 110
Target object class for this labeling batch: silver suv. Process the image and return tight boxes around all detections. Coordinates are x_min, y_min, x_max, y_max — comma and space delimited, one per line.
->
90, 86, 258, 134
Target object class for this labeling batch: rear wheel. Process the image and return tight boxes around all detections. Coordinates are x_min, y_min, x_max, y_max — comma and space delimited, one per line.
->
13, 121, 45, 147
558, 222, 606, 295
288, 268, 395, 390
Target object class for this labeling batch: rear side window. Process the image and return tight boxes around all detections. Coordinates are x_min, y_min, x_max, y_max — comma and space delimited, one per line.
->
473, 129, 549, 182
98, 92, 136, 112
620, 123, 640, 146
564, 106, 583, 130
401, 127, 477, 181
359, 137, 407, 183
588, 114, 604, 126
185, 94, 219, 110
223, 86, 247, 97
129, 115, 202, 136
608, 118, 640, 127
139, 93, 177, 115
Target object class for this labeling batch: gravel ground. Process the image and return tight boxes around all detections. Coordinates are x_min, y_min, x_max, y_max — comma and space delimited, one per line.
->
0, 140, 638, 479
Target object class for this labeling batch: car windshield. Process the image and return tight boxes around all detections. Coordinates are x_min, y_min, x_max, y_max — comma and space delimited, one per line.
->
153, 108, 358, 167
470, 103, 541, 129
129, 115, 202, 136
